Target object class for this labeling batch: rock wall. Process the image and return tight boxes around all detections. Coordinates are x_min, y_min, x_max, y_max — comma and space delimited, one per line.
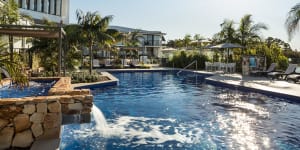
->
0, 77, 93, 149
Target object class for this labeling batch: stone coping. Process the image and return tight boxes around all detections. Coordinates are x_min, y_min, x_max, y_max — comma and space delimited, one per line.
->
0, 78, 12, 88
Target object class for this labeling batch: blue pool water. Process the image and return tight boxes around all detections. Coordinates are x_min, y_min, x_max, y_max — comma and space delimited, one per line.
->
0, 81, 55, 98
61, 71, 300, 149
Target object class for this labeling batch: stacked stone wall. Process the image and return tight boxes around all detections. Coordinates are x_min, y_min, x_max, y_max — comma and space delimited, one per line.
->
0, 77, 93, 149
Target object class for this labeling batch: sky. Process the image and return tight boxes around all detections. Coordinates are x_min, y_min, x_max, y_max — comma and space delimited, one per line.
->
69, 0, 300, 50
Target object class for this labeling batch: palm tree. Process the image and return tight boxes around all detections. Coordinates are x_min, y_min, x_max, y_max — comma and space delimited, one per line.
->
183, 34, 192, 49
76, 9, 115, 74
218, 19, 239, 43
286, 3, 300, 41
0, 41, 28, 87
124, 31, 142, 61
238, 14, 267, 48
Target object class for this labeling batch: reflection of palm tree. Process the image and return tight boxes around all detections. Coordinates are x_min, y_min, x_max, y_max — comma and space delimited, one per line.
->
76, 9, 115, 74
286, 3, 300, 41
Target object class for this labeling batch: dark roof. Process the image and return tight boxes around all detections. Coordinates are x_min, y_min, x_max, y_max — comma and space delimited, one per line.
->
109, 26, 165, 35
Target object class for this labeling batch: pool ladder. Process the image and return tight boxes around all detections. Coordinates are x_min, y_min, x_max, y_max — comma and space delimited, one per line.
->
176, 60, 197, 76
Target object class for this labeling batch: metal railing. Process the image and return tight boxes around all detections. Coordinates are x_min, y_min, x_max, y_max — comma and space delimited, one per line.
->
176, 60, 197, 76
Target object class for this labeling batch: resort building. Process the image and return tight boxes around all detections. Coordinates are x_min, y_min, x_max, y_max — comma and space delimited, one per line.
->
1, 0, 70, 24
106, 26, 166, 64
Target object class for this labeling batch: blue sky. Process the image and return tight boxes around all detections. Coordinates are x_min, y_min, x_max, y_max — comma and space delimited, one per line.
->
69, 0, 300, 50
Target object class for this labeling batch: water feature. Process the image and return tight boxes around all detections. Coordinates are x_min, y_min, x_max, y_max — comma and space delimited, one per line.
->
92, 105, 109, 137
61, 71, 300, 149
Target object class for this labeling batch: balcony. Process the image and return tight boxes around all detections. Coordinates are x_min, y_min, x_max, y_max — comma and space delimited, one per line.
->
144, 40, 161, 47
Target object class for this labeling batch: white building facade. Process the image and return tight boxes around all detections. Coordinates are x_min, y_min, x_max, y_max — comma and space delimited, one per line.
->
1, 0, 69, 24
108, 26, 166, 64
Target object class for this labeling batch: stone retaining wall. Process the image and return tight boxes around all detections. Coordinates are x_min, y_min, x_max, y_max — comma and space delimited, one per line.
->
0, 77, 93, 149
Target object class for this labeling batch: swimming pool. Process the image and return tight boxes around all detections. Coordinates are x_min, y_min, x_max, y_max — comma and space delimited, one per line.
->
61, 71, 300, 149
0, 81, 55, 98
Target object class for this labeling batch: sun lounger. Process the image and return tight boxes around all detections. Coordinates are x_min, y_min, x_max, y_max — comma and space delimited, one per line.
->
286, 67, 300, 83
286, 74, 300, 83
250, 63, 276, 76
268, 64, 297, 80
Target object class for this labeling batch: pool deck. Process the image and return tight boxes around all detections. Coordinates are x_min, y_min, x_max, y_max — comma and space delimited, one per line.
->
202, 71, 300, 99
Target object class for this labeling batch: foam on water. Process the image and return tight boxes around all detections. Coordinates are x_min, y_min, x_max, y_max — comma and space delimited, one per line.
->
80, 105, 204, 146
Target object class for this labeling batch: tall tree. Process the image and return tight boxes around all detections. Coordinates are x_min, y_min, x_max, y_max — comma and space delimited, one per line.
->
183, 34, 192, 48
238, 14, 268, 48
0, 0, 19, 62
217, 19, 238, 43
286, 3, 300, 41
76, 9, 115, 74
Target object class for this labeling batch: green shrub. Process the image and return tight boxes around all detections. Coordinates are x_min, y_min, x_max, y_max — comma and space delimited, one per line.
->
165, 51, 210, 70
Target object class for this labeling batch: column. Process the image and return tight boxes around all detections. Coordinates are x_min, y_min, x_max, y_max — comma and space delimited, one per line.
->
22, 0, 27, 9
56, 0, 61, 16
37, 0, 41, 11
30, 0, 34, 10
43, 0, 49, 13
50, 0, 55, 14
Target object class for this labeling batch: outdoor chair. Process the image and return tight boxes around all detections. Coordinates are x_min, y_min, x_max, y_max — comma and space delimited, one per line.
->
227, 63, 236, 73
268, 64, 297, 80
250, 63, 276, 76
212, 62, 221, 71
104, 59, 112, 67
205, 62, 213, 71
286, 67, 300, 83
93, 59, 100, 68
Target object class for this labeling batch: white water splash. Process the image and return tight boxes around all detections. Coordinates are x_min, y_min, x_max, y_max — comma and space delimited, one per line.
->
92, 105, 109, 137
90, 105, 203, 146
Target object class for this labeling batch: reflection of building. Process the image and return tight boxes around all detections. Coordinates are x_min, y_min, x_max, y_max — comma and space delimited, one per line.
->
108, 26, 166, 63
1, 0, 69, 24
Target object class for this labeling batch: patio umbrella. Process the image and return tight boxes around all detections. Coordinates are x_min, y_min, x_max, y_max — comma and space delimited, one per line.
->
209, 43, 244, 73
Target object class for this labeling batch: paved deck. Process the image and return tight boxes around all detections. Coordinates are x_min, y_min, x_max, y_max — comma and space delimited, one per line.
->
205, 73, 300, 99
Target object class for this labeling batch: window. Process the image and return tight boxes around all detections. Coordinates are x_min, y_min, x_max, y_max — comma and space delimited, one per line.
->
18, 0, 22, 8
26, 0, 30, 10
41, 0, 44, 12
34, 0, 37, 11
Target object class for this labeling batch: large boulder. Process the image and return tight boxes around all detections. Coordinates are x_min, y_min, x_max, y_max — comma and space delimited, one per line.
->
23, 104, 36, 114
0, 127, 14, 149
12, 130, 34, 148
14, 114, 31, 132
0, 119, 9, 130
48, 102, 61, 113
43, 113, 61, 129
36, 103, 47, 113
30, 113, 45, 123
31, 123, 43, 138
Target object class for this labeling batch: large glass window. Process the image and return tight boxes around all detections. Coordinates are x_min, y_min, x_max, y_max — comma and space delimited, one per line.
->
18, 0, 22, 8
41, 0, 44, 12
34, 0, 37, 11
26, 0, 30, 9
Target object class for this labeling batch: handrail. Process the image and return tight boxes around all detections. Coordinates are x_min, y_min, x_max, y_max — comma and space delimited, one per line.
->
176, 60, 197, 76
